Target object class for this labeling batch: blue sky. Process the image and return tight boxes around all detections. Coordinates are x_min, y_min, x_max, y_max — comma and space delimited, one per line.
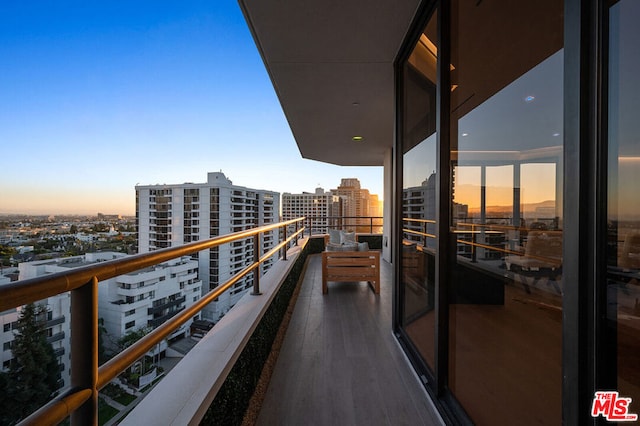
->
0, 1, 382, 215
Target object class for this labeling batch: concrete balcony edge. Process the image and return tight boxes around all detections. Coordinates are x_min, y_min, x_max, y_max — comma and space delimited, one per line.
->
120, 238, 309, 426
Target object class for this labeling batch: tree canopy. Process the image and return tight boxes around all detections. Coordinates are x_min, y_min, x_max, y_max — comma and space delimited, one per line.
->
0, 303, 60, 424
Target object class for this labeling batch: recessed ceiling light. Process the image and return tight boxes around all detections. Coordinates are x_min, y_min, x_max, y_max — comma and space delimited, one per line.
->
525, 95, 535, 103
553, 133, 560, 137
461, 133, 469, 137
352, 136, 364, 142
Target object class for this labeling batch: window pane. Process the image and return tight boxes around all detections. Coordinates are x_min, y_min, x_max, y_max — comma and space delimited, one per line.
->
449, 0, 563, 424
607, 0, 640, 407
401, 9, 438, 371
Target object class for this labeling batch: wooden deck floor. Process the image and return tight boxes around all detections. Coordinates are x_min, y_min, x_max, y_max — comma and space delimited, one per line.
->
257, 254, 443, 426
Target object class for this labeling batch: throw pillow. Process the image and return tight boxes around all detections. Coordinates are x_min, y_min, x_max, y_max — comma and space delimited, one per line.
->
340, 231, 356, 244
358, 242, 370, 251
328, 229, 341, 245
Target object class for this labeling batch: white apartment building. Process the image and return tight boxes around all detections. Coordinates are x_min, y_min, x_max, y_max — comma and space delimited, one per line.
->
95, 253, 201, 347
1, 277, 70, 390
282, 188, 343, 235
136, 172, 280, 321
14, 252, 201, 359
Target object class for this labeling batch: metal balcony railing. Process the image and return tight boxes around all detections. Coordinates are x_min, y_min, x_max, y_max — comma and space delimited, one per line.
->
300, 216, 383, 236
45, 315, 66, 328
0, 217, 305, 426
47, 331, 66, 344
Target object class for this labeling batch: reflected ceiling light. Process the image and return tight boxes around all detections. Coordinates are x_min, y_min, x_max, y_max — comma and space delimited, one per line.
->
352, 136, 364, 142
461, 133, 469, 137
553, 133, 560, 137
525, 95, 535, 103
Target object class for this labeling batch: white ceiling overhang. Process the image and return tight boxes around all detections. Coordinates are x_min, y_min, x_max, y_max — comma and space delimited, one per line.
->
238, 1, 422, 166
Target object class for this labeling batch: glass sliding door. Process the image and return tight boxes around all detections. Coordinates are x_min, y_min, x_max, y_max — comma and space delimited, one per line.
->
606, 0, 640, 408
400, 9, 438, 371
448, 0, 564, 424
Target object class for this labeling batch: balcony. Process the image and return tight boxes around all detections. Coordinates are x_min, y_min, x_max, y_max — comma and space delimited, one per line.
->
148, 306, 185, 328
147, 295, 186, 315
116, 282, 159, 297
122, 237, 442, 425
253, 255, 441, 425
0, 219, 442, 425
47, 331, 65, 344
45, 315, 65, 328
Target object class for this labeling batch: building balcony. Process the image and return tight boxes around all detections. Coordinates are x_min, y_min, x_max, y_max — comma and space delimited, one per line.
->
147, 295, 186, 315
252, 255, 441, 425
1, 219, 434, 425
116, 282, 159, 297
45, 315, 65, 328
47, 331, 65, 344
121, 236, 442, 425
148, 306, 185, 328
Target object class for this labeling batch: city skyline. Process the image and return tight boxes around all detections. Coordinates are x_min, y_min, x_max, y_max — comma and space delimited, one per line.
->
0, 1, 383, 216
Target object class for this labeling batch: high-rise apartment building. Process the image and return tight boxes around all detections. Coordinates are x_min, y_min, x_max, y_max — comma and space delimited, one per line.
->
402, 173, 436, 248
136, 172, 279, 321
282, 188, 343, 234
331, 178, 375, 233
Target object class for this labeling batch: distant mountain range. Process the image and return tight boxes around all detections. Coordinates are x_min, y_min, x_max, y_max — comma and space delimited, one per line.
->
468, 200, 557, 216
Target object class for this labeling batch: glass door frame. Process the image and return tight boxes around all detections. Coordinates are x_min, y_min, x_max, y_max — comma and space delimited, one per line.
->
393, 0, 614, 424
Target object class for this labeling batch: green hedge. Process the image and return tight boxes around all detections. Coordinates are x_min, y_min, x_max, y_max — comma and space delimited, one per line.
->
306, 235, 326, 254
200, 242, 312, 425
357, 234, 383, 250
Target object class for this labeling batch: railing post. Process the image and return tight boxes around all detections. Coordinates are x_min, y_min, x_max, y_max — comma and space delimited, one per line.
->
282, 225, 288, 261
423, 221, 427, 247
251, 233, 262, 295
70, 276, 98, 426
295, 220, 299, 246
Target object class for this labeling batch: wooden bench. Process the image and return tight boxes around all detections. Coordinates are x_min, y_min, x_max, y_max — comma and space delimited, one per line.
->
322, 250, 380, 294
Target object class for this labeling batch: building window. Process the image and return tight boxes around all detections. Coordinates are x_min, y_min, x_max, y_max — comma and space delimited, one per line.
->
125, 321, 135, 330
397, 1, 564, 424
3, 341, 12, 351
400, 8, 438, 372
3, 324, 9, 332
447, 2, 563, 424
125, 309, 135, 317
606, 0, 640, 409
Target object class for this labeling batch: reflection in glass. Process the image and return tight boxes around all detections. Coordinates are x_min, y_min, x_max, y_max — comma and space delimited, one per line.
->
607, 0, 640, 407
400, 10, 437, 371
448, 0, 563, 424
